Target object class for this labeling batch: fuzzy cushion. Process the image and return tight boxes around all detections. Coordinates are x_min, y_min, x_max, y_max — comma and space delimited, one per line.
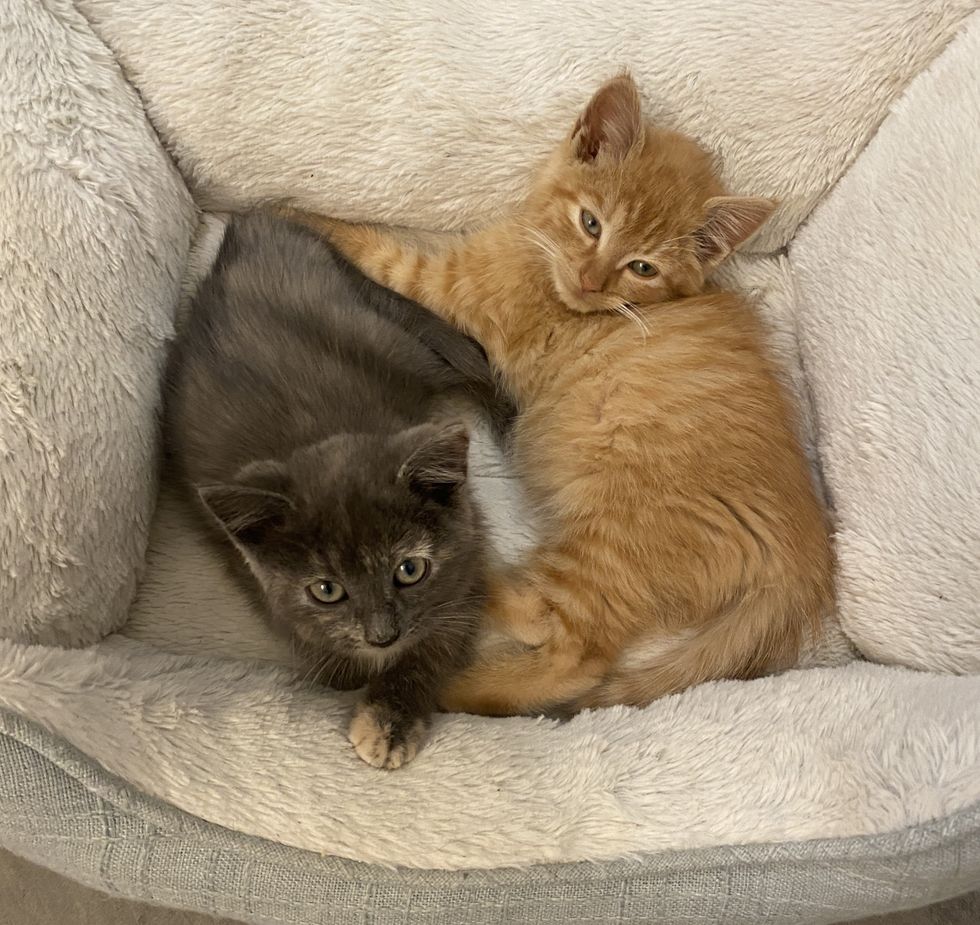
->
75, 0, 973, 251
1, 634, 977, 870
2, 706, 978, 924
0, 0, 196, 645
791, 15, 980, 673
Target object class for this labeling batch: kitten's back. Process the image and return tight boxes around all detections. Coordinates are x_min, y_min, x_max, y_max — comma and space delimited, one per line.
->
168, 213, 507, 484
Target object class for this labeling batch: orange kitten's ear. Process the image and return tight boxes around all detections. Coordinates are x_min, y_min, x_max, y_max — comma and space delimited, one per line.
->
571, 74, 643, 163
695, 197, 777, 265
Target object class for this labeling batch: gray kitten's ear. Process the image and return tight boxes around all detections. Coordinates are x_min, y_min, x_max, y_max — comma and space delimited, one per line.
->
397, 423, 470, 505
694, 196, 776, 267
234, 458, 293, 496
198, 461, 293, 545
571, 74, 643, 163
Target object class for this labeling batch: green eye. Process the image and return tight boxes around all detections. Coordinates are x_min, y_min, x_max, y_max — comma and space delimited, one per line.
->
394, 557, 429, 587
308, 580, 346, 604
628, 260, 658, 278
580, 209, 602, 238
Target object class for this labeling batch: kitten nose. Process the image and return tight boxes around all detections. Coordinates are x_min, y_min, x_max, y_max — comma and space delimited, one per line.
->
580, 270, 603, 293
364, 607, 400, 648
366, 626, 400, 648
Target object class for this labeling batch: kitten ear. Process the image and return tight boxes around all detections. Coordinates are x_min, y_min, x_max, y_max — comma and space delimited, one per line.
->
571, 74, 643, 163
695, 196, 776, 266
397, 423, 470, 505
198, 461, 294, 545
234, 458, 293, 496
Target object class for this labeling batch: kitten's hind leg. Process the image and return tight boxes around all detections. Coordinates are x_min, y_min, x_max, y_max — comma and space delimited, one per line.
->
438, 639, 603, 717
437, 582, 605, 717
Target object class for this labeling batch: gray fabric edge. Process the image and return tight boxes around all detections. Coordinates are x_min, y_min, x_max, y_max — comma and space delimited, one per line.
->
2, 708, 979, 925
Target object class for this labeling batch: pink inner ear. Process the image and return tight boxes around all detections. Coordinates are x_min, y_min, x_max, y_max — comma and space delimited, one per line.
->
573, 75, 643, 163
696, 197, 776, 263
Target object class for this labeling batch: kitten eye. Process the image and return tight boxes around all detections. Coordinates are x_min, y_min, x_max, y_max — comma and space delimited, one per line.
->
628, 260, 658, 278
394, 557, 429, 587
308, 580, 347, 604
580, 209, 602, 238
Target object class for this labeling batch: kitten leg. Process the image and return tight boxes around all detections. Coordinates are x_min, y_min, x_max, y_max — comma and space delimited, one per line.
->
439, 644, 604, 717
280, 210, 443, 303
279, 209, 492, 343
348, 700, 429, 771
438, 581, 606, 717
347, 649, 451, 770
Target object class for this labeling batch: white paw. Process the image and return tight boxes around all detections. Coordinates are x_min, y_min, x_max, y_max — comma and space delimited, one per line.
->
348, 702, 428, 770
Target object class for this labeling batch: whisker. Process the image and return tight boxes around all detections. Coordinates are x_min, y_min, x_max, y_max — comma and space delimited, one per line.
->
516, 220, 563, 264
320, 658, 346, 690
615, 302, 650, 338
300, 651, 329, 686
525, 236, 560, 263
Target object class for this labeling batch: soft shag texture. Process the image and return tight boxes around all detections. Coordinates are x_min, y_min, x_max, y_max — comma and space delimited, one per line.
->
0, 0, 197, 645
792, 15, 980, 674
74, 0, 973, 251
0, 636, 977, 870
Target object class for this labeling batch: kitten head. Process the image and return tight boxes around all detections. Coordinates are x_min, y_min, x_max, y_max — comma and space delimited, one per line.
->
526, 74, 775, 315
197, 422, 484, 677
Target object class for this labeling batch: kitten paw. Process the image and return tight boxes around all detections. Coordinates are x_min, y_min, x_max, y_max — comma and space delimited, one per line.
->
348, 702, 428, 770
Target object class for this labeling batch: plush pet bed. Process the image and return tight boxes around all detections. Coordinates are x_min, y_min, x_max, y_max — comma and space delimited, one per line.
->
1, 1, 978, 923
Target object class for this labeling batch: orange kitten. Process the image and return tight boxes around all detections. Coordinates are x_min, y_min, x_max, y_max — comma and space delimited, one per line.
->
288, 75, 835, 715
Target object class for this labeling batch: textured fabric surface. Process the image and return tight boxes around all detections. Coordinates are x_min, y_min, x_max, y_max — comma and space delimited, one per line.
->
75, 0, 972, 251
0, 848, 239, 925
857, 892, 980, 925
791, 14, 980, 673
5, 848, 976, 925
0, 0, 197, 644
1, 711, 979, 925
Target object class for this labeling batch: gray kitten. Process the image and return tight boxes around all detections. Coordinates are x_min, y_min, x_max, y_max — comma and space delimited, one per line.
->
167, 212, 509, 768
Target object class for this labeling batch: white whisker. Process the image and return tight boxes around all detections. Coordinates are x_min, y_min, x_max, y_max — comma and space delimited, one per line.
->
615, 302, 650, 338
300, 651, 329, 686
516, 220, 563, 265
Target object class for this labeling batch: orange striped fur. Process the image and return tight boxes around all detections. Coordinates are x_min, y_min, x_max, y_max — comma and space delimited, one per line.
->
286, 75, 835, 716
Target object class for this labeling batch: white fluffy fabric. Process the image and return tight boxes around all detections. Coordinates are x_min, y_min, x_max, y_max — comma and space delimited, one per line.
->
791, 15, 980, 673
75, 0, 973, 251
0, 636, 977, 870
0, 0, 197, 644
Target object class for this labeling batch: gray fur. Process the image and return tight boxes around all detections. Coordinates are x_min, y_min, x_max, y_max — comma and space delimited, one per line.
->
166, 212, 502, 759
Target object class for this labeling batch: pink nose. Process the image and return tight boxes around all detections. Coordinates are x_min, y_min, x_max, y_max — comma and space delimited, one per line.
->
580, 271, 603, 293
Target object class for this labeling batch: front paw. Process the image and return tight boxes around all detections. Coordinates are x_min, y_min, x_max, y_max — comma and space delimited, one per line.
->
348, 701, 429, 770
